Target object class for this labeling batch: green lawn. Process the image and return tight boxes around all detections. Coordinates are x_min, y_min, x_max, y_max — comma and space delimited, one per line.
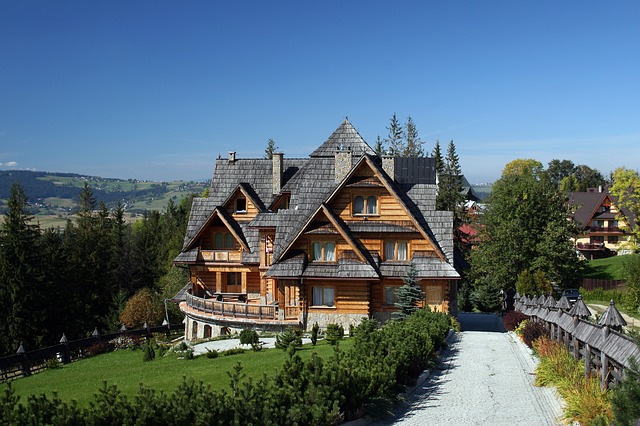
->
585, 255, 629, 280
3, 340, 352, 407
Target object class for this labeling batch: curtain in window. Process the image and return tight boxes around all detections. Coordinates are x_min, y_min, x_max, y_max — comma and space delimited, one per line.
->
366, 196, 377, 214
384, 286, 396, 305
384, 241, 396, 260
312, 287, 323, 306
324, 242, 335, 261
323, 287, 335, 307
353, 196, 364, 214
225, 233, 234, 249
397, 241, 408, 260
312, 242, 323, 260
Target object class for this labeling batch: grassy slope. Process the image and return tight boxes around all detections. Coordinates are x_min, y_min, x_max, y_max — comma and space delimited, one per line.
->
585, 256, 628, 280
4, 340, 352, 407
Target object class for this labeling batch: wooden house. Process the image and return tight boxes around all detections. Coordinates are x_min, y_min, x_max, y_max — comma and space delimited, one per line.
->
174, 119, 460, 339
568, 188, 636, 259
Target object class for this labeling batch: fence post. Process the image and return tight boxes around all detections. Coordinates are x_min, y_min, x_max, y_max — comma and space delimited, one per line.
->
584, 343, 591, 378
601, 326, 610, 389
17, 343, 30, 377
59, 334, 70, 364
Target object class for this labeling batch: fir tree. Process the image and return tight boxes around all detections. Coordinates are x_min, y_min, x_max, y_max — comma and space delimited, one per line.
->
264, 138, 278, 159
393, 263, 424, 320
433, 140, 444, 177
373, 135, 385, 156
404, 116, 424, 157
437, 140, 465, 221
384, 113, 405, 156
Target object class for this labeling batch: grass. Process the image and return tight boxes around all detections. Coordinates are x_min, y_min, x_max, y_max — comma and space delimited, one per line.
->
3, 339, 352, 407
585, 256, 628, 280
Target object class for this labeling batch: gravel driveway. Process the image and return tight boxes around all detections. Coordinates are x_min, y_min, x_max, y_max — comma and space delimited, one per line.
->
374, 313, 563, 426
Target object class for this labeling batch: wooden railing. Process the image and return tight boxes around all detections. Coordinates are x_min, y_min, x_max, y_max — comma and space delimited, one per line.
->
284, 306, 300, 319
517, 303, 640, 388
200, 250, 242, 262
186, 293, 278, 320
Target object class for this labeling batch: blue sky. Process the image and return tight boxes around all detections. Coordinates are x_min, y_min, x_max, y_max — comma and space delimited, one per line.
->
1, 1, 639, 184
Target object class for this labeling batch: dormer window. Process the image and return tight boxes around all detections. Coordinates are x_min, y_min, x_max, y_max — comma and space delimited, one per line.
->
353, 195, 378, 216
235, 197, 247, 213
384, 240, 408, 261
311, 241, 336, 261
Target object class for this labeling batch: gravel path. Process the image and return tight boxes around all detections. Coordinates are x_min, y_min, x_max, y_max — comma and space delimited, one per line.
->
374, 313, 563, 426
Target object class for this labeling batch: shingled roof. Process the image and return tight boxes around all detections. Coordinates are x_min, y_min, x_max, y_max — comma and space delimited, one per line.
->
175, 119, 460, 282
568, 190, 636, 230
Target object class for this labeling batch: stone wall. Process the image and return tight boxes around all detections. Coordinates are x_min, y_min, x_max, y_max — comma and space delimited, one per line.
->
306, 312, 366, 331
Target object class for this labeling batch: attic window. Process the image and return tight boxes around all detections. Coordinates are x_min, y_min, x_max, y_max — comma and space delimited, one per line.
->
353, 195, 378, 216
215, 232, 235, 249
236, 197, 247, 213
311, 241, 336, 262
384, 240, 408, 261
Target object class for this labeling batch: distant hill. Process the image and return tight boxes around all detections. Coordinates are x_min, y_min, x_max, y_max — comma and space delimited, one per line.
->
0, 170, 209, 225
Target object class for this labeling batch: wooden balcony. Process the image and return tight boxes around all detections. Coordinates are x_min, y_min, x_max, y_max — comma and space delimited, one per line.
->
589, 226, 622, 233
200, 250, 242, 263
184, 293, 300, 323
576, 242, 605, 251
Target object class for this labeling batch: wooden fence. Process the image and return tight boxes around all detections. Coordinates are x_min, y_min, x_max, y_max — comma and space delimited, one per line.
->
0, 323, 184, 382
581, 278, 626, 291
517, 304, 640, 388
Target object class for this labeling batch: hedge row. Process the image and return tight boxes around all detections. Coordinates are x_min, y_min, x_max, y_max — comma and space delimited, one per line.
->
1, 309, 453, 426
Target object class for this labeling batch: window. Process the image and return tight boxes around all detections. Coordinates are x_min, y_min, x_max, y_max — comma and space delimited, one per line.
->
353, 195, 377, 216
608, 236, 619, 244
312, 286, 335, 307
385, 240, 408, 261
236, 197, 247, 213
214, 232, 236, 249
384, 286, 397, 306
227, 272, 241, 286
311, 241, 336, 261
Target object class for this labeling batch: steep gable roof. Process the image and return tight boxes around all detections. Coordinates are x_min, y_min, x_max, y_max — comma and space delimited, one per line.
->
309, 118, 375, 159
181, 205, 249, 253
568, 191, 635, 230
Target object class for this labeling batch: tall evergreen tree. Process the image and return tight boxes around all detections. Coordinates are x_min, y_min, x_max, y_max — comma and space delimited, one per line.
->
432, 140, 444, 177
0, 183, 43, 355
403, 116, 424, 157
437, 141, 465, 220
264, 138, 278, 159
373, 136, 385, 156
384, 113, 405, 156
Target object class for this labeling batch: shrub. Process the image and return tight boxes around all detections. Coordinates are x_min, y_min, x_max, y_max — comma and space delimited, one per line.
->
222, 348, 245, 356
205, 349, 218, 359
503, 311, 529, 332
86, 340, 114, 356
142, 340, 156, 362
611, 357, 640, 425
325, 324, 344, 346
563, 373, 613, 425
239, 329, 259, 346
45, 358, 62, 369
520, 320, 547, 348
310, 322, 319, 346
119, 288, 164, 329
275, 329, 302, 350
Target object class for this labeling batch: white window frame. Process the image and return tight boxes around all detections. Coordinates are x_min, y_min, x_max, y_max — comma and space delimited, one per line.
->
385, 240, 409, 261
311, 241, 336, 262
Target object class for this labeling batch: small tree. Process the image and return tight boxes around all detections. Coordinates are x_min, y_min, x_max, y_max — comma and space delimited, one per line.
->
310, 322, 319, 346
623, 254, 640, 312
393, 263, 424, 320
119, 288, 164, 329
264, 138, 278, 159
385, 113, 405, 156
325, 323, 344, 345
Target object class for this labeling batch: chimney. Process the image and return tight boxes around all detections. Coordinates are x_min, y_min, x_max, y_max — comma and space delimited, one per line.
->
272, 152, 283, 194
382, 155, 395, 180
335, 147, 352, 183
228, 151, 236, 163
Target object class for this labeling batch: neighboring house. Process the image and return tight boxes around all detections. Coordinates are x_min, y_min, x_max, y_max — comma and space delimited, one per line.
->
568, 188, 635, 259
174, 119, 460, 340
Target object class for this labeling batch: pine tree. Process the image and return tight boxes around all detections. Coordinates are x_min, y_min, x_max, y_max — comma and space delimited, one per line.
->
373, 136, 385, 156
437, 140, 465, 219
264, 138, 278, 159
384, 113, 405, 156
393, 263, 424, 320
433, 140, 444, 176
404, 116, 424, 157
0, 183, 44, 355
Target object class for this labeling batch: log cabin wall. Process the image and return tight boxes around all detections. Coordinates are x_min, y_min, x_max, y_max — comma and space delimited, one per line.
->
304, 279, 371, 329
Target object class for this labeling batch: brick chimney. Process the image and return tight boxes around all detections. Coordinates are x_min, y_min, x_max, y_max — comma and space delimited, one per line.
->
335, 147, 352, 183
272, 152, 283, 194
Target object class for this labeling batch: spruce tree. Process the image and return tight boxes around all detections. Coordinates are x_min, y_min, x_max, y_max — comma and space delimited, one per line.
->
404, 116, 424, 157
433, 140, 444, 177
437, 140, 465, 220
373, 136, 385, 156
384, 113, 405, 156
393, 263, 424, 320
0, 183, 43, 355
264, 138, 278, 159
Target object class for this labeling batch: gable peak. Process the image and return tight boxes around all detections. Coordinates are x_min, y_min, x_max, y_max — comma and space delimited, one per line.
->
310, 119, 375, 158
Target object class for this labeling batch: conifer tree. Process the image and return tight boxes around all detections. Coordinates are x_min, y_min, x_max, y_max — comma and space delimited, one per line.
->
404, 116, 424, 157
385, 113, 405, 156
373, 135, 385, 156
437, 140, 465, 219
264, 138, 278, 159
0, 183, 43, 354
393, 263, 424, 320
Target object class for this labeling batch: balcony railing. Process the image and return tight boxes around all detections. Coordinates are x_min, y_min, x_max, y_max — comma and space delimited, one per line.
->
200, 250, 242, 262
576, 242, 605, 250
185, 293, 278, 320
589, 226, 622, 233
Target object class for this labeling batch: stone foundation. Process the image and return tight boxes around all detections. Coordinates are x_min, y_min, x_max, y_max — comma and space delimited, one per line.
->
305, 312, 367, 331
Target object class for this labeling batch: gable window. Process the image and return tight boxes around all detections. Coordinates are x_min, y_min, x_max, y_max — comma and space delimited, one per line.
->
353, 195, 378, 216
312, 286, 335, 307
235, 197, 247, 213
215, 232, 236, 249
311, 241, 336, 261
384, 240, 408, 261
384, 286, 397, 306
